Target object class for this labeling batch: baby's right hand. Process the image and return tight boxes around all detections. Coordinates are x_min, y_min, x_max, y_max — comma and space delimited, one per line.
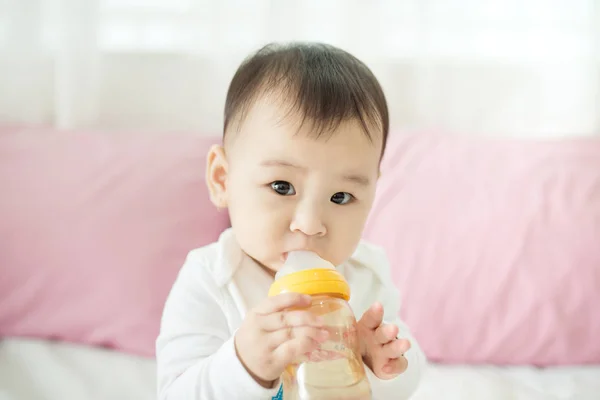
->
234, 292, 329, 387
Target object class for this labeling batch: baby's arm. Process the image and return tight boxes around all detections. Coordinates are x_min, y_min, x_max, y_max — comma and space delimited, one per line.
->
156, 253, 280, 400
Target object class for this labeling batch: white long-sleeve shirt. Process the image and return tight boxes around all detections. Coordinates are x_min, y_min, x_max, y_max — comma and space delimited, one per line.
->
156, 228, 425, 399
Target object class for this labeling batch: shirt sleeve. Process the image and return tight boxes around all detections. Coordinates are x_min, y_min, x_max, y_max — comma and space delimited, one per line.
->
354, 244, 428, 400
156, 252, 280, 400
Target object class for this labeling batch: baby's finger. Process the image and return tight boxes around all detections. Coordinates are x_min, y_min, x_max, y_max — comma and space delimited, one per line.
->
267, 326, 329, 350
358, 302, 384, 331
382, 356, 408, 375
255, 293, 312, 315
381, 338, 411, 358
273, 334, 320, 367
374, 323, 399, 344
259, 310, 323, 332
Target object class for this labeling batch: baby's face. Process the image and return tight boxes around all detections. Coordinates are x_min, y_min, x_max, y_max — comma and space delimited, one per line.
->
209, 97, 382, 272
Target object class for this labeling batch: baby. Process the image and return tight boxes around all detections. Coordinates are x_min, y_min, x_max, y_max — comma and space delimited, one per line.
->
156, 42, 425, 399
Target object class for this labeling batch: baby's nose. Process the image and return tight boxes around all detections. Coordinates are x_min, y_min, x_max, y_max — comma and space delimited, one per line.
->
289, 204, 326, 237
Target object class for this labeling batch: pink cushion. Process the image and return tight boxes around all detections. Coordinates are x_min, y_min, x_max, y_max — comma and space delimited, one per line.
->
364, 133, 600, 366
0, 129, 229, 357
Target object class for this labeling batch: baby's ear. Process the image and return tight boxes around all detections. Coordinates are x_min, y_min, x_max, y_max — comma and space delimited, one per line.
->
205, 144, 228, 209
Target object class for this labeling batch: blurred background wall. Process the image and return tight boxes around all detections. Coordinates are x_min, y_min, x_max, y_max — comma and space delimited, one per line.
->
1, 0, 598, 137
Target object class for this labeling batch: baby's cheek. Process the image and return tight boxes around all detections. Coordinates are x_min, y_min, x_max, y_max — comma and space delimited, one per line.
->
329, 226, 363, 264
248, 209, 289, 247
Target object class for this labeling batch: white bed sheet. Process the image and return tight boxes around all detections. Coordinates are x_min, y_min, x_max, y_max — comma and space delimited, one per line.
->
0, 338, 598, 400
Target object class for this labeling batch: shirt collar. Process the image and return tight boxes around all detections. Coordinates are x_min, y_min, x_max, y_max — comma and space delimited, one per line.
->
212, 227, 244, 287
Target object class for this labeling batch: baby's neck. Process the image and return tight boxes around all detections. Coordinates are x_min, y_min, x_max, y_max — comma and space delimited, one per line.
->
246, 253, 276, 278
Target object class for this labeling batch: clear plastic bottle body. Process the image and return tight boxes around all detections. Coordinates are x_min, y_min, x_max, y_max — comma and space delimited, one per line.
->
281, 295, 371, 400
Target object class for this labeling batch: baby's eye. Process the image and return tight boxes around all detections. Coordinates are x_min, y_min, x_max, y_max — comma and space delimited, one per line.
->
270, 181, 296, 196
331, 192, 354, 205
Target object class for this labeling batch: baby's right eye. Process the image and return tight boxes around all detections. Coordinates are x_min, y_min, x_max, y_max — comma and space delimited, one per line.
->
270, 181, 296, 196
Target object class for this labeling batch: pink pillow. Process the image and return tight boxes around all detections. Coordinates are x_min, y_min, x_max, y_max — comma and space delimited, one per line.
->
0, 129, 229, 357
364, 133, 600, 366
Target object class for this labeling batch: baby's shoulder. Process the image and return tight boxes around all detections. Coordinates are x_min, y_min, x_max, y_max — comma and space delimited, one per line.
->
184, 242, 220, 268
173, 241, 223, 290
341, 240, 393, 287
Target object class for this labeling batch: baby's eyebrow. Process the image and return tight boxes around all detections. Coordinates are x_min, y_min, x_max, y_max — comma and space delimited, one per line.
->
260, 159, 370, 186
343, 174, 370, 186
260, 159, 302, 169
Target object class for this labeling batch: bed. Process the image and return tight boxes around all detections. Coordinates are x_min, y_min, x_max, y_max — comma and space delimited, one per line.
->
1, 338, 598, 400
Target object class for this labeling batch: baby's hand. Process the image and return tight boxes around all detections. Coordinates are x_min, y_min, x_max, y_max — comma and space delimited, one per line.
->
234, 293, 329, 387
357, 302, 411, 379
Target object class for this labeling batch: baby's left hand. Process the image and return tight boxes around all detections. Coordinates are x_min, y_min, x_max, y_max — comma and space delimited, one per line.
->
357, 302, 411, 380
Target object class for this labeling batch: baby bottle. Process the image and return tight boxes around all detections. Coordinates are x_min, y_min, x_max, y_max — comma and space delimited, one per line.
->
268, 251, 372, 400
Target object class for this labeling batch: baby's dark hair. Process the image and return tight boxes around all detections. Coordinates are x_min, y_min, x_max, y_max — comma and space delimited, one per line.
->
223, 42, 389, 156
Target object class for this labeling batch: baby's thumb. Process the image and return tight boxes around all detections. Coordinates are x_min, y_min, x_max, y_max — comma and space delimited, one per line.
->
358, 302, 384, 330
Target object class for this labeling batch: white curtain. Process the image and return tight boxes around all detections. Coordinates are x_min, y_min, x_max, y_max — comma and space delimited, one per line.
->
0, 0, 598, 137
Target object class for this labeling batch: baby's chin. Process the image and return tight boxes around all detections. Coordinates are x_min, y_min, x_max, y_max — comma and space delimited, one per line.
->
265, 258, 285, 275
245, 253, 281, 277
263, 253, 288, 271
260, 263, 279, 278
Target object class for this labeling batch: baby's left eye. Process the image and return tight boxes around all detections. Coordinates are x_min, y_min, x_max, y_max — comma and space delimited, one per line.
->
330, 192, 354, 205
